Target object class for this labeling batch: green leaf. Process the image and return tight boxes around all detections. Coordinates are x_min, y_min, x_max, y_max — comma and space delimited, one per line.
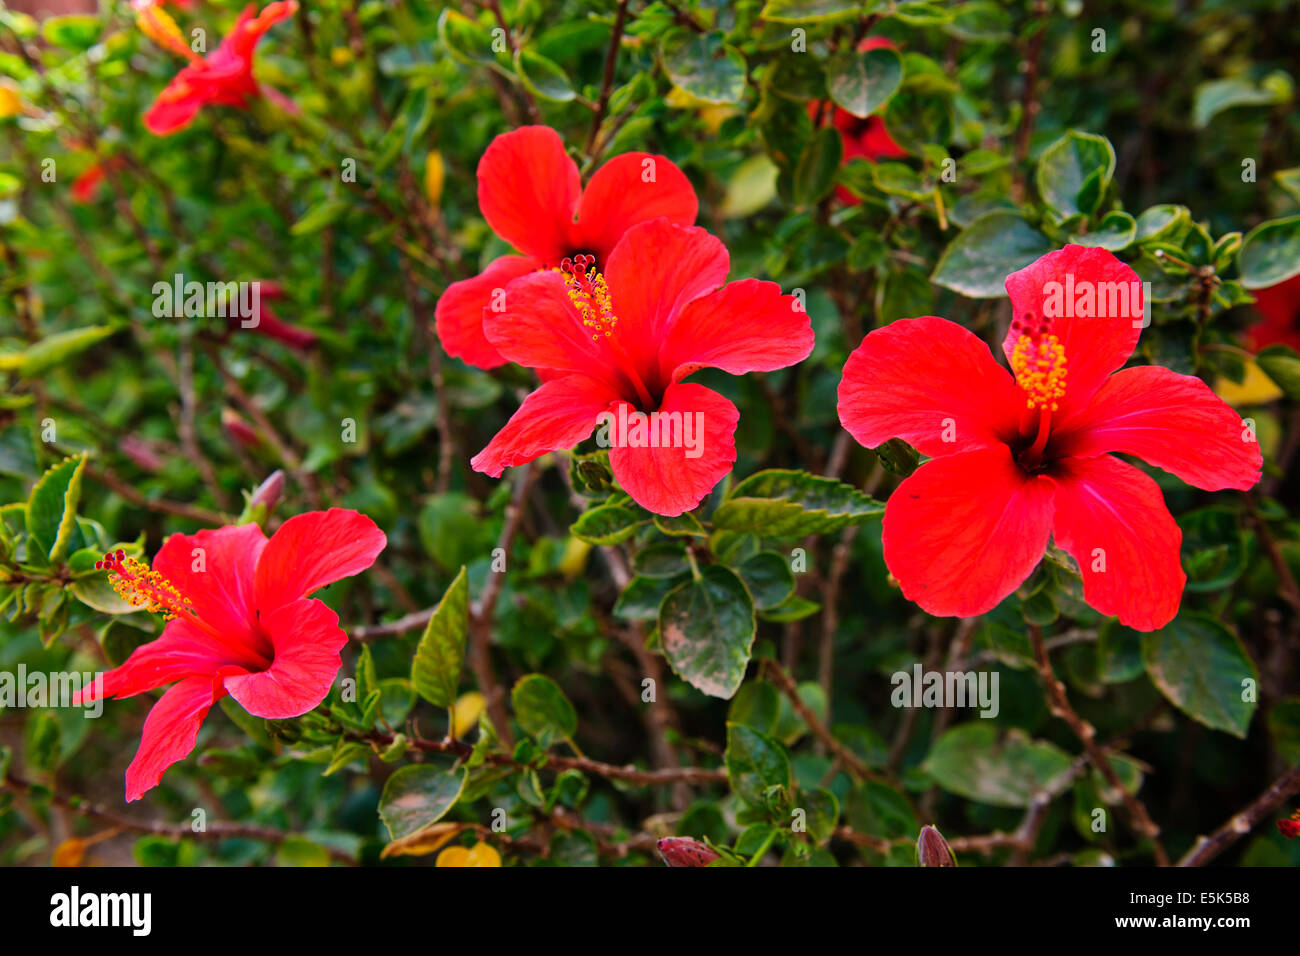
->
759, 0, 861, 22
613, 574, 684, 620
922, 724, 1074, 808
378, 765, 467, 840
791, 125, 843, 206
275, 838, 331, 867
437, 8, 499, 66
1192, 73, 1293, 128
290, 199, 349, 237
826, 44, 902, 119
660, 565, 756, 699
26, 454, 86, 562
712, 469, 884, 537
511, 674, 577, 747
1035, 130, 1116, 220
1257, 345, 1300, 401
735, 552, 795, 610
0, 326, 117, 378
800, 788, 840, 845
1141, 614, 1258, 738
1238, 215, 1300, 289
653, 512, 707, 537
514, 49, 576, 102
632, 542, 690, 578
411, 567, 468, 709
725, 723, 792, 808
1178, 508, 1247, 593
42, 15, 99, 50
661, 32, 747, 105
1096, 621, 1144, 684
1069, 211, 1137, 250
931, 211, 1054, 298
1134, 204, 1190, 244
571, 503, 645, 545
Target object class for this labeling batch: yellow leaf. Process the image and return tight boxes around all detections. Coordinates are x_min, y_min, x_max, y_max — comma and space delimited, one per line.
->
380, 821, 465, 859
0, 82, 24, 119
557, 535, 591, 579
136, 6, 195, 60
1215, 357, 1283, 406
437, 841, 501, 867
53, 838, 86, 867
424, 151, 445, 207
451, 690, 485, 738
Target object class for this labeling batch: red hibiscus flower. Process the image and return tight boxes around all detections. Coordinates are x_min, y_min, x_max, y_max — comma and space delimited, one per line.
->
143, 0, 297, 136
470, 219, 814, 516
435, 125, 700, 369
1278, 811, 1300, 839
229, 280, 318, 350
78, 509, 385, 801
837, 245, 1261, 631
69, 156, 126, 204
1245, 273, 1300, 353
808, 37, 909, 204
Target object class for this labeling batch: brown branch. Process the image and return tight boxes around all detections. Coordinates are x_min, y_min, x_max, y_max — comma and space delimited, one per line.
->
1029, 624, 1170, 865
1178, 761, 1300, 866
586, 0, 631, 156
1, 771, 356, 864
765, 661, 881, 784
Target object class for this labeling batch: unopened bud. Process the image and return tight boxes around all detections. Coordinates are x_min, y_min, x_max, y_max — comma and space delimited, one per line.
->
656, 837, 719, 867
916, 825, 956, 867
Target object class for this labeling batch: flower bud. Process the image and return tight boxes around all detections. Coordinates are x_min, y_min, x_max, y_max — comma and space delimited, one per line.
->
916, 824, 956, 867
656, 837, 719, 867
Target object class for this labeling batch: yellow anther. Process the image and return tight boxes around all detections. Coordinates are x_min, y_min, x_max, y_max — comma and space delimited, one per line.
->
1010, 333, 1068, 412
100, 554, 190, 621
558, 255, 617, 341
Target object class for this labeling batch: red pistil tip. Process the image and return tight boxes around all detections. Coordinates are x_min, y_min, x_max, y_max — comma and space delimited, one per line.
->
99, 550, 191, 621
558, 256, 616, 341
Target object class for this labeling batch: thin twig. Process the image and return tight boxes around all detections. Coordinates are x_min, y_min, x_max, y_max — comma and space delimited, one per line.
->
1029, 624, 1170, 865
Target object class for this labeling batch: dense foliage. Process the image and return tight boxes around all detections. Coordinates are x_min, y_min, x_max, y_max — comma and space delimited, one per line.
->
1, 0, 1299, 868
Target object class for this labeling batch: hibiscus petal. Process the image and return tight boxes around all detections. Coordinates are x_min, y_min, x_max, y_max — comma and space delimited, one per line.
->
882, 446, 1055, 618
435, 254, 539, 369
607, 383, 739, 516
76, 617, 260, 706
477, 126, 581, 260
124, 673, 226, 802
482, 270, 621, 384
223, 0, 298, 64
574, 151, 698, 259
603, 220, 730, 366
254, 508, 386, 611
658, 278, 814, 384
1052, 365, 1263, 491
144, 69, 209, 135
223, 598, 348, 719
153, 523, 267, 652
838, 315, 1022, 457
1051, 455, 1185, 631
471, 375, 620, 478
1003, 245, 1144, 411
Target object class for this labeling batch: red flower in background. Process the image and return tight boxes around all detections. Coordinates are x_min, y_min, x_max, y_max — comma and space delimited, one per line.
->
1279, 811, 1300, 839
144, 0, 298, 136
837, 245, 1261, 631
657, 837, 720, 867
232, 280, 318, 350
78, 509, 385, 801
69, 156, 127, 203
809, 36, 909, 204
435, 126, 700, 369
471, 219, 814, 516
1245, 273, 1300, 353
